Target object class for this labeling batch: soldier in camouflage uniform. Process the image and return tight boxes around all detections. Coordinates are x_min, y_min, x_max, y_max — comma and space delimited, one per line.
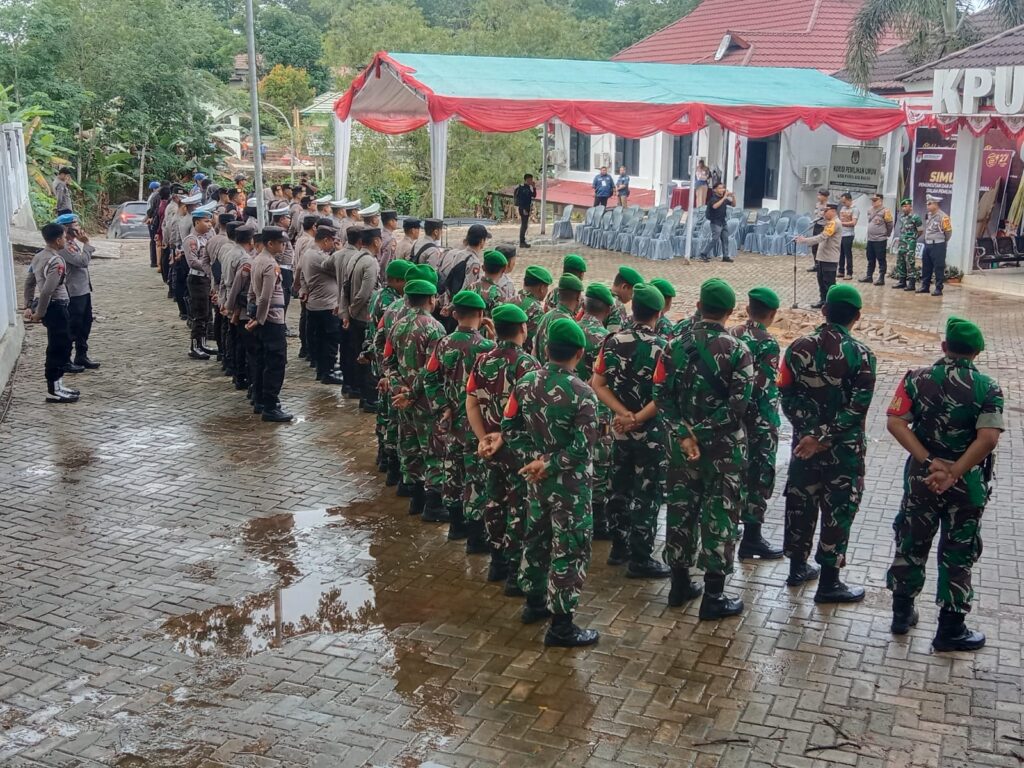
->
607, 265, 644, 333
466, 249, 507, 314
422, 291, 496, 541
592, 284, 670, 578
498, 317, 600, 647
468, 303, 540, 596
670, 308, 700, 341
779, 283, 876, 603
649, 279, 676, 340
885, 317, 1003, 652
534, 273, 583, 365
730, 287, 785, 560
576, 284, 615, 540
512, 265, 552, 354
655, 278, 753, 618
363, 258, 411, 485
893, 198, 923, 291
382, 278, 446, 517
543, 254, 587, 311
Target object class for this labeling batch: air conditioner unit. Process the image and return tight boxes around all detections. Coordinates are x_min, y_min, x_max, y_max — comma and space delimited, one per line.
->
593, 152, 612, 169
802, 165, 828, 187
546, 149, 566, 166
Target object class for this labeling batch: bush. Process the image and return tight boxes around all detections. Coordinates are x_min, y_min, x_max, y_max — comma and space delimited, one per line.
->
30, 188, 55, 225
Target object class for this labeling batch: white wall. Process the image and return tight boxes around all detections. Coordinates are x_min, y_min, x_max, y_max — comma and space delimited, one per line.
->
0, 122, 30, 390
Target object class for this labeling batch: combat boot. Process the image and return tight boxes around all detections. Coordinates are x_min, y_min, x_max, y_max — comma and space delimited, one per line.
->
375, 444, 385, 472
890, 595, 919, 635
446, 503, 467, 540
262, 406, 294, 423
698, 573, 743, 620
397, 478, 413, 497
199, 338, 219, 356
487, 550, 508, 582
667, 567, 703, 607
188, 339, 209, 360
544, 613, 599, 648
932, 608, 985, 652
627, 557, 671, 579
607, 536, 629, 566
521, 593, 552, 624
813, 564, 865, 603
786, 557, 820, 586
593, 503, 611, 541
408, 482, 425, 516
504, 571, 524, 597
892, 279, 906, 289
385, 455, 402, 487
465, 520, 490, 555
421, 489, 449, 523
738, 522, 784, 560
904, 279, 916, 292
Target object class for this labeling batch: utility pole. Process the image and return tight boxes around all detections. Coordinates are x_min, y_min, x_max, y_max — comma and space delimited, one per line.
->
244, 0, 266, 227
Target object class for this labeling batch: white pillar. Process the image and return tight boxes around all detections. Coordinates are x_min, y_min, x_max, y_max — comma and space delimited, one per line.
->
333, 114, 351, 199
684, 130, 700, 259
653, 133, 672, 206
540, 123, 548, 234
948, 127, 984, 275
0, 128, 18, 331
880, 128, 905, 209
428, 119, 449, 220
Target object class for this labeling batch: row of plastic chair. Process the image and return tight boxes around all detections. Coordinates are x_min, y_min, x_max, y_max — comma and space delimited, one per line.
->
740, 211, 813, 256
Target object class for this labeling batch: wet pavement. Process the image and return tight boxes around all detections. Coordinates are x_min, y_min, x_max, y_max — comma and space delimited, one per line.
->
2, 237, 1024, 767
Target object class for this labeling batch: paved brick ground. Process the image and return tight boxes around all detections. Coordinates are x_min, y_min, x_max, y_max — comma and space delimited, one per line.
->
2, 235, 1023, 768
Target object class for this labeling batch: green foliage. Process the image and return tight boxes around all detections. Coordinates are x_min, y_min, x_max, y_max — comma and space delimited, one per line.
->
260, 65, 315, 112
29, 188, 55, 225
256, 6, 331, 91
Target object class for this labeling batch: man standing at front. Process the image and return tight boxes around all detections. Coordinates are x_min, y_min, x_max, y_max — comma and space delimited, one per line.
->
893, 198, 923, 292
917, 194, 952, 296
249, 227, 293, 422
696, 182, 735, 263
779, 284, 876, 603
514, 174, 536, 248
592, 166, 614, 208
860, 193, 893, 286
796, 202, 841, 309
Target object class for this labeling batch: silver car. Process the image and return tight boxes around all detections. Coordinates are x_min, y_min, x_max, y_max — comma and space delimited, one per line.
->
107, 200, 150, 239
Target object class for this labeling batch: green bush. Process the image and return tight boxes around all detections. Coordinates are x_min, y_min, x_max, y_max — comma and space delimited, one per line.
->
30, 188, 55, 225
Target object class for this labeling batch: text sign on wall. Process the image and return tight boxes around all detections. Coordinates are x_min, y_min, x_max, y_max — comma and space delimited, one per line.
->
933, 66, 1024, 115
828, 145, 883, 194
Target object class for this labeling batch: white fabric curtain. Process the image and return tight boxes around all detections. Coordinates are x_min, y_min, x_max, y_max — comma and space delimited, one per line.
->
333, 115, 351, 199
429, 118, 449, 220
684, 130, 700, 259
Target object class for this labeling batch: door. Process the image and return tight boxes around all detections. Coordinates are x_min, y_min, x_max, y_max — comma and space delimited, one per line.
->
744, 140, 768, 208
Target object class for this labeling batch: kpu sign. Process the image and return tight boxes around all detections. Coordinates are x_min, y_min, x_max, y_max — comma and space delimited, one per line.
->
933, 66, 1024, 115
829, 145, 883, 194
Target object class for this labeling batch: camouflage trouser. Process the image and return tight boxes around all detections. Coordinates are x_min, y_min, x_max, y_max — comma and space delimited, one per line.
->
887, 462, 984, 613
743, 418, 779, 525
442, 425, 466, 507
396, 408, 422, 484
895, 247, 920, 281
416, 409, 446, 492
664, 440, 744, 575
519, 473, 593, 615
783, 441, 865, 567
592, 428, 613, 527
605, 432, 668, 560
483, 447, 528, 565
375, 365, 398, 455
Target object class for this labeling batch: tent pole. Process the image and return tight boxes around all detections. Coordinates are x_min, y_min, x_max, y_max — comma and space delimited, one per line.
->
540, 122, 549, 235
333, 115, 351, 199
428, 119, 449, 221
684, 130, 699, 260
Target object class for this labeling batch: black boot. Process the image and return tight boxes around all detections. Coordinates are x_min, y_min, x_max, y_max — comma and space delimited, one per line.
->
421, 490, 450, 523
892, 280, 906, 289
667, 567, 703, 607
890, 595, 919, 635
904, 279, 916, 292
738, 522, 784, 560
592, 502, 611, 541
627, 556, 671, 579
544, 613, 599, 648
607, 536, 629, 566
813, 564, 865, 604
487, 550, 508, 582
504, 570, 525, 597
199, 338, 218, 356
385, 455, 402, 487
932, 608, 985, 652
74, 355, 101, 369
298, 347, 308, 359
408, 482, 425, 516
786, 557, 820, 586
188, 339, 209, 360
375, 444, 385, 472
698, 573, 743, 620
465, 520, 490, 555
262, 406, 294, 423
446, 503, 467, 540
521, 593, 552, 624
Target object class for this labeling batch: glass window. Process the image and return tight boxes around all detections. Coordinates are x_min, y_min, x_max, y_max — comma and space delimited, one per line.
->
671, 135, 693, 180
569, 130, 591, 171
615, 136, 640, 175
764, 132, 781, 199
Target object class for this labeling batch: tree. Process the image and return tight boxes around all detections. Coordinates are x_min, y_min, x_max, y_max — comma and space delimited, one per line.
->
260, 64, 315, 112
256, 6, 331, 90
845, 0, 1024, 88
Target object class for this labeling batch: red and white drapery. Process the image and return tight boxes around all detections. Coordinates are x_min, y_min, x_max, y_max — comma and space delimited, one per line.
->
905, 108, 1024, 140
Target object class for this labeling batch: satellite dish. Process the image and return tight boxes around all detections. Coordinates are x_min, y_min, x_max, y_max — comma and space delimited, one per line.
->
715, 34, 732, 61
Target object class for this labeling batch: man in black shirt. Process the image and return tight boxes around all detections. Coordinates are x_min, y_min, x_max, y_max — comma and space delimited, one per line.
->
696, 182, 735, 263
514, 173, 537, 248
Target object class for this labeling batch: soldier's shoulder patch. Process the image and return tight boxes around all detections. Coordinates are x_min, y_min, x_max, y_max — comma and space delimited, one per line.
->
466, 372, 478, 394
426, 349, 440, 372
777, 359, 794, 388
383, 337, 394, 357
886, 377, 912, 417
653, 356, 667, 385
503, 391, 519, 418
823, 221, 836, 237
594, 348, 607, 375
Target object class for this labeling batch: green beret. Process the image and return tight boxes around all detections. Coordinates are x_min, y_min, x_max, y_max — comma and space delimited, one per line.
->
407, 264, 438, 286
700, 278, 736, 313
563, 253, 588, 273
825, 283, 862, 309
748, 286, 780, 310
617, 265, 645, 286
404, 279, 437, 296
946, 316, 985, 352
649, 278, 676, 299
547, 317, 586, 349
492, 303, 529, 324
632, 283, 665, 312
558, 273, 584, 292
483, 249, 508, 269
524, 265, 553, 284
585, 283, 614, 306
386, 258, 413, 280
900, 198, 912, 206
451, 289, 486, 310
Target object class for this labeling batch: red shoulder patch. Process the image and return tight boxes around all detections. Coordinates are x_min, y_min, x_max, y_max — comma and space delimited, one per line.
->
466, 372, 477, 393
383, 338, 394, 357
377, 315, 386, 330
503, 391, 519, 418
653, 356, 666, 385
594, 348, 606, 376
426, 350, 440, 372
777, 359, 794, 388
886, 378, 912, 417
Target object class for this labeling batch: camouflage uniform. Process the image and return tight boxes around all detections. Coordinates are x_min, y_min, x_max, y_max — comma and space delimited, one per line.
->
655, 320, 753, 575
467, 276, 504, 315
382, 307, 446, 489
730, 319, 781, 525
577, 312, 613, 530
376, 299, 414, 480
885, 356, 1004, 612
422, 326, 495, 512
779, 323, 876, 567
512, 289, 545, 353
895, 211, 923, 282
595, 324, 667, 560
654, 314, 674, 341
502, 363, 599, 613
605, 299, 629, 333
670, 312, 699, 340
365, 285, 402, 458
533, 303, 575, 365
467, 342, 540, 563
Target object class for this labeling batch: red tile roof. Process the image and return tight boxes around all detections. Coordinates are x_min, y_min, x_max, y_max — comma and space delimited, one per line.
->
613, 0, 903, 74
500, 180, 655, 209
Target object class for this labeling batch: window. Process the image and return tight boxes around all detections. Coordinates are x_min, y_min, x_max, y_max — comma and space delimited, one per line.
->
763, 132, 781, 199
569, 130, 591, 171
671, 135, 693, 180
615, 136, 640, 175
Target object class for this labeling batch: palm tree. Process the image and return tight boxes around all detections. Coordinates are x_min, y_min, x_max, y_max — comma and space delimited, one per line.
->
845, 0, 1024, 89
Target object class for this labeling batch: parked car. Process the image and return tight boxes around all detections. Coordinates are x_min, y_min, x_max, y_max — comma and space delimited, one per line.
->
107, 201, 150, 239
